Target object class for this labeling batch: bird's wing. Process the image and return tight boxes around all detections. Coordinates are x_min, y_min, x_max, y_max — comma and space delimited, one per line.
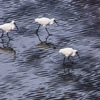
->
39, 18, 50, 25
62, 48, 73, 56
0, 23, 12, 31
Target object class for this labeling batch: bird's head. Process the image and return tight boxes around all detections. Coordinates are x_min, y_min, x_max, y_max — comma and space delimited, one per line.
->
50, 18, 55, 25
73, 49, 77, 53
51, 18, 55, 21
74, 50, 80, 59
11, 20, 15, 24
11, 20, 19, 30
50, 18, 59, 26
71, 49, 77, 56
72, 49, 80, 59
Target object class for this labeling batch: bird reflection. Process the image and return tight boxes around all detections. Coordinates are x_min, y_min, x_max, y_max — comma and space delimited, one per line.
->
0, 38, 16, 58
63, 63, 74, 74
62, 64, 76, 81
36, 34, 56, 49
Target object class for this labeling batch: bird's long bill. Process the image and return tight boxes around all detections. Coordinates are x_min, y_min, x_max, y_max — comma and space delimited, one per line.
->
54, 20, 59, 26
76, 52, 80, 59
14, 23, 19, 30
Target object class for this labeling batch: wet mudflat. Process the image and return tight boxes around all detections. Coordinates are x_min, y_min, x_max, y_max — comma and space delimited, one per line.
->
0, 0, 100, 100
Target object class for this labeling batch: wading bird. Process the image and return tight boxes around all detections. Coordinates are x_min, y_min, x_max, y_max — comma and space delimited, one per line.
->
0, 20, 19, 38
35, 17, 59, 36
59, 47, 80, 64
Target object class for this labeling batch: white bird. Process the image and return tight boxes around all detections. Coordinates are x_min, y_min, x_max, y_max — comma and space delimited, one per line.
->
59, 48, 80, 64
0, 20, 19, 38
35, 17, 59, 36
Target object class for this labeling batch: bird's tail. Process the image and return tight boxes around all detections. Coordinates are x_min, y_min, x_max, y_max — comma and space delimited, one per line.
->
0, 25, 3, 29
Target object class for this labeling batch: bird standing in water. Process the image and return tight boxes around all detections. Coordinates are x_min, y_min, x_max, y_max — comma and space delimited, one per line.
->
0, 20, 19, 38
59, 47, 80, 64
35, 17, 59, 36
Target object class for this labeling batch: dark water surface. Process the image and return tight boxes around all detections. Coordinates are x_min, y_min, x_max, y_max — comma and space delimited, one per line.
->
0, 0, 100, 100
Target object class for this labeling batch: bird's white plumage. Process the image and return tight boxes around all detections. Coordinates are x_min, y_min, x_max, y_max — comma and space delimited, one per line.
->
35, 17, 55, 26
0, 20, 16, 32
59, 48, 77, 57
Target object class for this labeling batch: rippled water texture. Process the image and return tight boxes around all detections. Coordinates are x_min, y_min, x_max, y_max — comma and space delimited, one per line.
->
0, 0, 100, 100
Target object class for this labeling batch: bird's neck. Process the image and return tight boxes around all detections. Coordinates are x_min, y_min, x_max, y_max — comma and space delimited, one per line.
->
71, 52, 76, 56
49, 21, 54, 25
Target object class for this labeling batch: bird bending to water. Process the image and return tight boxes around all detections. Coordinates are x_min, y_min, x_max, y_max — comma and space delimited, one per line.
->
59, 47, 80, 64
35, 17, 59, 36
0, 20, 19, 38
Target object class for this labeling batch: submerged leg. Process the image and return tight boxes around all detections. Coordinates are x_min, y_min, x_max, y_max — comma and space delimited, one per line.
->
45, 34, 50, 42
45, 27, 52, 36
36, 24, 41, 33
68, 56, 73, 64
36, 25, 43, 42
36, 32, 42, 43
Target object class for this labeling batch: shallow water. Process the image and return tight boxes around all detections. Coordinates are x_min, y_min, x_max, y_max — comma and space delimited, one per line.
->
0, 0, 100, 100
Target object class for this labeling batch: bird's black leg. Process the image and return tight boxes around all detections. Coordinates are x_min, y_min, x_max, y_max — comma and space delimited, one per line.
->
1, 30, 4, 38
36, 25, 43, 42
36, 24, 41, 33
36, 31, 43, 43
7, 32, 10, 39
45, 34, 50, 42
68, 56, 74, 64
45, 27, 52, 36
63, 56, 66, 65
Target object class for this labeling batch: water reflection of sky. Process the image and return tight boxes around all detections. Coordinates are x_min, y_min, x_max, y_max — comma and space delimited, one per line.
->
0, 0, 100, 100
